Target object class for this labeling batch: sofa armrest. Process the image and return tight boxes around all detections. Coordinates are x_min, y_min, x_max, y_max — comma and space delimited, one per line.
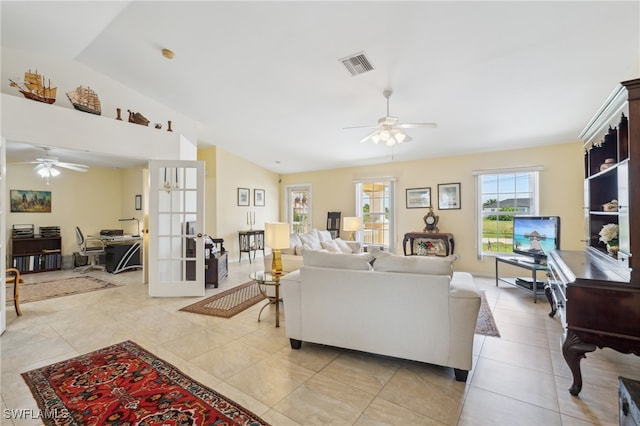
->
280, 270, 302, 338
448, 272, 481, 370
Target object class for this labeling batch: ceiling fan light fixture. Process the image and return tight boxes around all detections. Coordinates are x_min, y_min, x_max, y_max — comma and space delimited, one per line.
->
37, 165, 60, 177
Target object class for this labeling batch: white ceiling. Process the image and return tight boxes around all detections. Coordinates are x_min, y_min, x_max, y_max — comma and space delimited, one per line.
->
2, 1, 639, 173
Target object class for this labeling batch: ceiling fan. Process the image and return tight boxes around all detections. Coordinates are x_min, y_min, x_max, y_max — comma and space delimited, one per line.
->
344, 88, 437, 146
21, 148, 89, 184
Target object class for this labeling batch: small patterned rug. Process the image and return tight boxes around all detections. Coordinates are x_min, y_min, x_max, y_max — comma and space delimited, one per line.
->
21, 340, 269, 426
179, 280, 266, 318
17, 276, 121, 304
476, 290, 500, 337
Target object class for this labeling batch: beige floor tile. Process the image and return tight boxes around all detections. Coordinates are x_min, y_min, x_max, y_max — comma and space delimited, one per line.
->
273, 373, 376, 425
471, 357, 559, 412
190, 339, 271, 380
459, 386, 561, 425
355, 397, 446, 425
554, 375, 619, 425
478, 337, 553, 374
226, 352, 316, 406
378, 363, 466, 425
319, 350, 401, 395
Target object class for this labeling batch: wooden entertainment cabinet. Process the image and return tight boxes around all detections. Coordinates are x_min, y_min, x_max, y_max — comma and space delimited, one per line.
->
546, 78, 640, 396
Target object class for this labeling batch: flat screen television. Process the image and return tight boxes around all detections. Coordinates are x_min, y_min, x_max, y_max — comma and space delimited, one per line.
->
512, 216, 561, 263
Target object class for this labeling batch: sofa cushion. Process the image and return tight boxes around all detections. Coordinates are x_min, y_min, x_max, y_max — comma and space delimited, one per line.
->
299, 231, 322, 250
303, 249, 373, 270
317, 229, 333, 242
373, 252, 455, 276
320, 240, 341, 253
334, 238, 354, 253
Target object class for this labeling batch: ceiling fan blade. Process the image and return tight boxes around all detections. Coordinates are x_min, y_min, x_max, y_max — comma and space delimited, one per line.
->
396, 123, 438, 129
359, 129, 381, 143
57, 163, 89, 172
343, 124, 379, 130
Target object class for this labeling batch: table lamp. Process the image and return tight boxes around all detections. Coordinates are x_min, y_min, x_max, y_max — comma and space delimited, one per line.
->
265, 222, 290, 276
343, 217, 362, 241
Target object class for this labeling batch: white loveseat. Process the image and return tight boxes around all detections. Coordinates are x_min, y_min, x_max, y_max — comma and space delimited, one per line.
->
280, 250, 481, 381
263, 228, 361, 273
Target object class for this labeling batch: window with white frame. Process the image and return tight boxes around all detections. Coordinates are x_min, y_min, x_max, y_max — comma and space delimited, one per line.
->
285, 185, 311, 234
475, 168, 541, 257
355, 179, 395, 251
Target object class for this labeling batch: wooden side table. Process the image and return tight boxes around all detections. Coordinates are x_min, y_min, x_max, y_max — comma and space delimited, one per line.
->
250, 271, 283, 327
403, 232, 454, 256
238, 230, 264, 263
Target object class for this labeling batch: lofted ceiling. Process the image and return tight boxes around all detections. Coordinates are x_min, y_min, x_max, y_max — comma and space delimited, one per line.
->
2, 1, 639, 173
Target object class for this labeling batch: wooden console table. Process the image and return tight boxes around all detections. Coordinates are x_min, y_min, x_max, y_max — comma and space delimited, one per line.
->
238, 230, 264, 263
402, 232, 454, 257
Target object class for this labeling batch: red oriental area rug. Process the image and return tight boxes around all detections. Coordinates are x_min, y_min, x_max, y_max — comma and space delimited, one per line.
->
21, 340, 269, 426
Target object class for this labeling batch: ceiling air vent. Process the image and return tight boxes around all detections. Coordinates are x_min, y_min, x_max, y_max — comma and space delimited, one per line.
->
340, 52, 374, 76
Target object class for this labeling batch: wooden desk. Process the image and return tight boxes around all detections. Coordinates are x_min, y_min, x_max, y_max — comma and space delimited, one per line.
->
403, 232, 454, 257
101, 236, 143, 274
238, 230, 264, 263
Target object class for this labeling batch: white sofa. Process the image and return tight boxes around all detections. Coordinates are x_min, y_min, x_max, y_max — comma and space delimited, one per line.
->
263, 228, 361, 273
280, 250, 481, 381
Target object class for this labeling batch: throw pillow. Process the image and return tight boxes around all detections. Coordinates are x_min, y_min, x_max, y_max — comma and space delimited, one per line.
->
299, 231, 322, 250
303, 249, 373, 270
320, 240, 341, 253
333, 238, 354, 253
317, 229, 333, 242
373, 252, 455, 276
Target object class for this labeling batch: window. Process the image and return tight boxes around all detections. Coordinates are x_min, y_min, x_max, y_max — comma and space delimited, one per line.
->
475, 168, 541, 257
355, 179, 395, 251
285, 185, 311, 234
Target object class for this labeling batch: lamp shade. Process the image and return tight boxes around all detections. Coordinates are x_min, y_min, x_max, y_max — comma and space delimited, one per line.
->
265, 222, 290, 249
343, 217, 362, 232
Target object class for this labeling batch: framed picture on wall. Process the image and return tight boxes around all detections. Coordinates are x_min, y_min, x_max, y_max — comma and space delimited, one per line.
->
238, 188, 250, 206
10, 190, 52, 213
438, 183, 461, 210
254, 189, 265, 206
406, 187, 431, 208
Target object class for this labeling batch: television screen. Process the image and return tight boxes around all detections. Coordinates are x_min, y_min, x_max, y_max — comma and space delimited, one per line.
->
512, 216, 560, 260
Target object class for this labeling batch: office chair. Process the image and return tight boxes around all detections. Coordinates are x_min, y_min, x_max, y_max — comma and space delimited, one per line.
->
75, 226, 106, 272
6, 268, 23, 316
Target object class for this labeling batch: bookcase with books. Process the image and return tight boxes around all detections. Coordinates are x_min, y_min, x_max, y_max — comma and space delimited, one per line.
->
10, 225, 62, 273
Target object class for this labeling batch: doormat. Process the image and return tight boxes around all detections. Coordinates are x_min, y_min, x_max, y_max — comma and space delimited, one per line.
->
21, 340, 269, 426
17, 276, 121, 304
476, 290, 500, 337
179, 280, 265, 318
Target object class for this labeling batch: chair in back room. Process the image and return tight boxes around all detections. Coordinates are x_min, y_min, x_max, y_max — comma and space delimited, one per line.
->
75, 226, 106, 272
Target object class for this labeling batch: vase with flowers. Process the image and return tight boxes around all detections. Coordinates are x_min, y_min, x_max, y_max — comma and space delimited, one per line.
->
416, 240, 434, 256
599, 223, 619, 256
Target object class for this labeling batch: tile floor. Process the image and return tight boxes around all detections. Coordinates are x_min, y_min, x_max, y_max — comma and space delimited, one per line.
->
2, 261, 638, 425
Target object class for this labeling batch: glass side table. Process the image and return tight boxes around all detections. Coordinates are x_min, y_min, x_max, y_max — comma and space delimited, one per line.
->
250, 271, 284, 327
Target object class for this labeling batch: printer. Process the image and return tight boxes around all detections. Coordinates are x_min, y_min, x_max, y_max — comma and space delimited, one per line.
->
100, 229, 124, 237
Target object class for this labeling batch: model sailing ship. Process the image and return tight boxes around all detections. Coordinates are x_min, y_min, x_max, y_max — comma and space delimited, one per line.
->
9, 69, 57, 104
66, 86, 101, 115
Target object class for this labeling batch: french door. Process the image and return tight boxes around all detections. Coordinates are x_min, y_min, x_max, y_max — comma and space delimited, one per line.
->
148, 160, 205, 297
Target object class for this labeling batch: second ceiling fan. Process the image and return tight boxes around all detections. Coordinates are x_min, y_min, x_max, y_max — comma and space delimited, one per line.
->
344, 89, 437, 146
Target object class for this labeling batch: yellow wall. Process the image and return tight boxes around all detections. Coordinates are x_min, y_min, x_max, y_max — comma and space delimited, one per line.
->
200, 147, 280, 262
6, 162, 144, 263
280, 142, 585, 275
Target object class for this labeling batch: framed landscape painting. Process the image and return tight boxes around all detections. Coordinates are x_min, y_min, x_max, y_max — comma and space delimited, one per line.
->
10, 190, 52, 213
406, 187, 431, 208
